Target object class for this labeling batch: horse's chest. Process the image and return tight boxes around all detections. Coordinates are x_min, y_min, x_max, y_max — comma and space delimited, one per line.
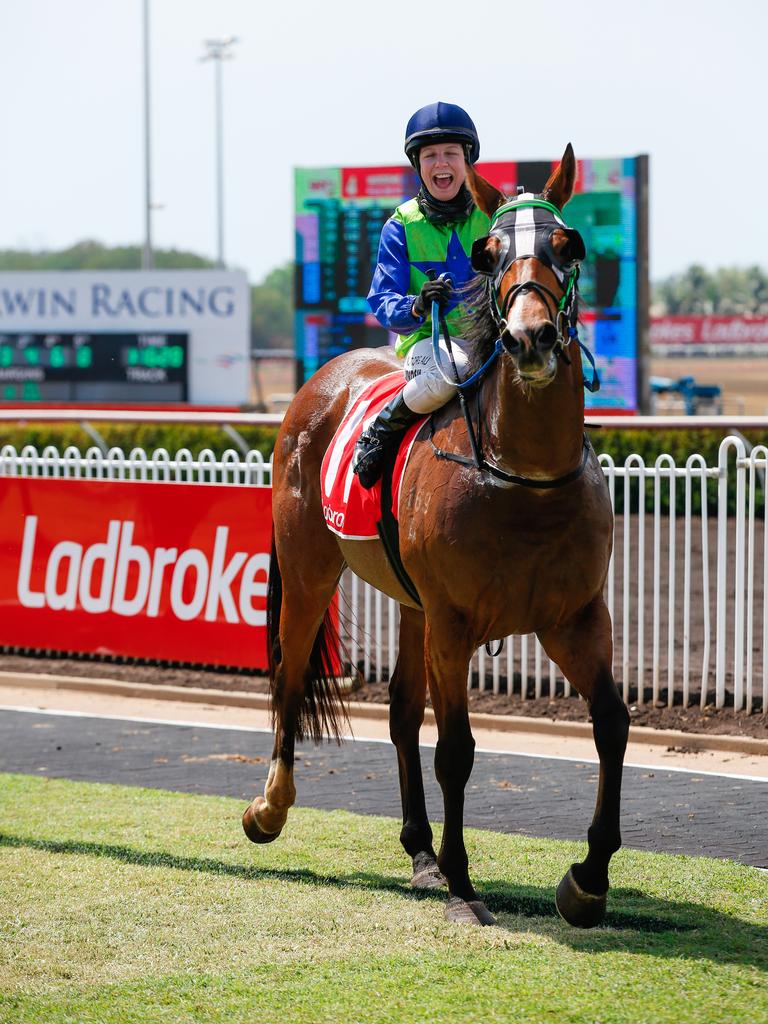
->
402, 477, 610, 630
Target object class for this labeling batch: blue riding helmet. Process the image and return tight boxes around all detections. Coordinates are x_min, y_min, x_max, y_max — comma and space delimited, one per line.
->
404, 102, 480, 167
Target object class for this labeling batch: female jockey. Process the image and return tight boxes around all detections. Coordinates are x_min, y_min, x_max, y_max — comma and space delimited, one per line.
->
352, 101, 490, 489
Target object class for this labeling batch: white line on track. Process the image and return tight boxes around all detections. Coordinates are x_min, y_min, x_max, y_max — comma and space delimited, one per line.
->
2, 704, 767, 784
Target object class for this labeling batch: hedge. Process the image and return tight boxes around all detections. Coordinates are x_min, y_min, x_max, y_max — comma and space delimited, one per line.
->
0, 422, 764, 515
590, 427, 767, 515
0, 422, 279, 459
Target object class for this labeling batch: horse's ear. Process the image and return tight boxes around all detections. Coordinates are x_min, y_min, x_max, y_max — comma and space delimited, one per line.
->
542, 143, 577, 211
466, 165, 506, 218
470, 235, 503, 275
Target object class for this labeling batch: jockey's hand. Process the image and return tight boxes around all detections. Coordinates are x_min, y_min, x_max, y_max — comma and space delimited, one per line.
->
412, 277, 454, 319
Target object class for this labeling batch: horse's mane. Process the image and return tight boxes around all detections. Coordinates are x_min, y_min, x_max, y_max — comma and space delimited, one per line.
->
457, 275, 499, 367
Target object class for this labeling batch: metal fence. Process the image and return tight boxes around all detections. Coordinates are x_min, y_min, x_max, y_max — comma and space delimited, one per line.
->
338, 435, 766, 714
0, 444, 272, 486
0, 437, 765, 713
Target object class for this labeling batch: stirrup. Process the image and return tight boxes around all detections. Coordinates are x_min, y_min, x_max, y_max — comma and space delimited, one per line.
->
353, 440, 385, 489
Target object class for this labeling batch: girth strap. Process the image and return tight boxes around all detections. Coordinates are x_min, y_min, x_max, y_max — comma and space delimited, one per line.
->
375, 433, 422, 607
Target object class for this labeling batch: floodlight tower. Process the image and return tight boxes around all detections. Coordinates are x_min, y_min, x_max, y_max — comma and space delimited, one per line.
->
199, 36, 239, 269
142, 0, 154, 269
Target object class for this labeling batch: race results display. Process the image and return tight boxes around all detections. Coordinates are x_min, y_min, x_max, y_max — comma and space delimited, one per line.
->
295, 157, 649, 412
0, 331, 188, 403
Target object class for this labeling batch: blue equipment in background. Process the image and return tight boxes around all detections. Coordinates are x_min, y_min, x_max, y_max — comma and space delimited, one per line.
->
650, 375, 722, 415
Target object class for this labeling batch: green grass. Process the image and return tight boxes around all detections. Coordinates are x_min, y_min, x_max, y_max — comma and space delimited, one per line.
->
0, 773, 765, 1024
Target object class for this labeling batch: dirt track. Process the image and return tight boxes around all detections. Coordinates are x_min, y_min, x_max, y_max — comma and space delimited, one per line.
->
0, 650, 764, 740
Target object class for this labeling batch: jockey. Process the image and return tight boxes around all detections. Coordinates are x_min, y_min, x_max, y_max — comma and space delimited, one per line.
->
352, 101, 490, 489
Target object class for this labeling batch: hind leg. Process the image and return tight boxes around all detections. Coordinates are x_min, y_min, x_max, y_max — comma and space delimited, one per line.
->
243, 502, 345, 843
538, 595, 630, 927
389, 606, 445, 889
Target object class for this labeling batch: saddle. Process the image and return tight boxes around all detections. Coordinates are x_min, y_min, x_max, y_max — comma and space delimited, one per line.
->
320, 373, 423, 603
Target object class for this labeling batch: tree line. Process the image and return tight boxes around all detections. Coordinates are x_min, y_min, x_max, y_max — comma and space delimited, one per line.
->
1, 243, 766, 349
652, 265, 768, 316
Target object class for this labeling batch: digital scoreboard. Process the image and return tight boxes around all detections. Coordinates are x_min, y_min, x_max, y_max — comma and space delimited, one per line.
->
0, 331, 188, 402
295, 157, 649, 412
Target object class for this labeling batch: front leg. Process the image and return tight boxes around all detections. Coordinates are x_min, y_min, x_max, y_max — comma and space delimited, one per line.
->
425, 615, 496, 926
538, 595, 630, 928
389, 606, 444, 889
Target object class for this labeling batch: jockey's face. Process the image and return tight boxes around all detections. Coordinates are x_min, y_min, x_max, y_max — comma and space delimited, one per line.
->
418, 143, 467, 202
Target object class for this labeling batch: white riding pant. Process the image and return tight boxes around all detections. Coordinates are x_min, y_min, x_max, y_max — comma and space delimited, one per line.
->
402, 335, 471, 415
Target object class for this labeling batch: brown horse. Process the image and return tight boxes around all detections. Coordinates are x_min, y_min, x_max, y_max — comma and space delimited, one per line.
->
243, 145, 629, 928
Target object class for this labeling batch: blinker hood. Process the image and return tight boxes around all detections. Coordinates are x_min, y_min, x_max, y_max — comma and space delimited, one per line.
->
471, 197, 585, 278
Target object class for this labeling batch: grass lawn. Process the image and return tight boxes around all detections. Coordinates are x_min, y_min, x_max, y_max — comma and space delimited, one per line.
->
0, 772, 765, 1024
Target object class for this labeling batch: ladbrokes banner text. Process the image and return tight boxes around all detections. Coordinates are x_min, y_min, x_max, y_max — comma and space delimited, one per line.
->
0, 478, 272, 668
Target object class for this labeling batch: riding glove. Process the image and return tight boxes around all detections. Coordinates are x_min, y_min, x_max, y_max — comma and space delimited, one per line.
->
412, 277, 454, 319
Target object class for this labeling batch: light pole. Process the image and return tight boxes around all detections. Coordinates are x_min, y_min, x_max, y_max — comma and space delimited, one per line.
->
200, 37, 238, 269
142, 0, 153, 270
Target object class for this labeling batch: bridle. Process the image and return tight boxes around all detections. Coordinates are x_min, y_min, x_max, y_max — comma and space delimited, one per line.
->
426, 193, 600, 489
482, 197, 583, 364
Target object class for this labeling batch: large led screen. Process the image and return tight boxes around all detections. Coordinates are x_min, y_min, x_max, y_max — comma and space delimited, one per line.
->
295, 156, 648, 411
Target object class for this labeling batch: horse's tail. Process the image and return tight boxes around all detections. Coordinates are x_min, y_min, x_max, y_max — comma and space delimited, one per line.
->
266, 529, 348, 744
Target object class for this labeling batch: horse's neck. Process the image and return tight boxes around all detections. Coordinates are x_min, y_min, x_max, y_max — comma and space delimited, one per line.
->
482, 353, 585, 480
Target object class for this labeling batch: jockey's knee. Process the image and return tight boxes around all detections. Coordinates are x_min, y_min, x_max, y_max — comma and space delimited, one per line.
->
402, 373, 456, 414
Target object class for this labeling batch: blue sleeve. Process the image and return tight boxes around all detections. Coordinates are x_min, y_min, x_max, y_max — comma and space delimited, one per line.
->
367, 218, 425, 335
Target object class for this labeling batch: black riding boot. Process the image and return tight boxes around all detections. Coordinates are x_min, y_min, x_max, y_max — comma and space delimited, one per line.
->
353, 392, 421, 490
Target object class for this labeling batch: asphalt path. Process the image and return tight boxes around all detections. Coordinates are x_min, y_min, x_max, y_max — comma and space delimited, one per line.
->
1, 708, 765, 867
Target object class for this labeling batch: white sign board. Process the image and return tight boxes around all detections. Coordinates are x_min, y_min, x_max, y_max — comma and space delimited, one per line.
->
0, 270, 250, 405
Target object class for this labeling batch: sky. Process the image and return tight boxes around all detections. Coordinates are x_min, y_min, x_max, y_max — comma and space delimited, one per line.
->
1, 0, 766, 286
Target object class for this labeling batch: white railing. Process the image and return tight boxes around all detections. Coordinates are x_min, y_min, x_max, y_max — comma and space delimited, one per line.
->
0, 444, 272, 486
0, 438, 764, 713
338, 436, 766, 714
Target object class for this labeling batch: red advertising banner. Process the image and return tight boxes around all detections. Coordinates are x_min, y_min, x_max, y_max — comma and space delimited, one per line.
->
341, 165, 414, 199
476, 161, 520, 196
651, 316, 768, 346
0, 478, 273, 669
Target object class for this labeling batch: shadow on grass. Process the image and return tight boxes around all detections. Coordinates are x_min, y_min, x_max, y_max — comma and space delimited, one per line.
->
2, 831, 766, 967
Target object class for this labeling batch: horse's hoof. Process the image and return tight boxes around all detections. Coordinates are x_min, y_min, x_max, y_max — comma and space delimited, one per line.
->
444, 896, 496, 926
242, 800, 282, 845
411, 852, 447, 890
555, 865, 607, 928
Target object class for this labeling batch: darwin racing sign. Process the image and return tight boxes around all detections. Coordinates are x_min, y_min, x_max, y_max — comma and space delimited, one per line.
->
0, 477, 272, 668
0, 270, 250, 404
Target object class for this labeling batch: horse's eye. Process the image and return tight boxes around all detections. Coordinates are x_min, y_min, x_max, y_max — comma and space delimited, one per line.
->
551, 227, 586, 266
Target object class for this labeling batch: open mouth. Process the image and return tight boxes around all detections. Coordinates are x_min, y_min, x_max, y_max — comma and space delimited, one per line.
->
431, 172, 455, 193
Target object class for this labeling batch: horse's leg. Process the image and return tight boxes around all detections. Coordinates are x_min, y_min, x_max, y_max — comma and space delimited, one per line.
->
389, 606, 445, 889
242, 524, 345, 844
424, 615, 495, 926
538, 595, 630, 928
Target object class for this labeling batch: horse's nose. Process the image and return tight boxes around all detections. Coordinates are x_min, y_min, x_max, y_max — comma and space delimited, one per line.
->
506, 321, 557, 354
504, 332, 522, 354
531, 320, 558, 351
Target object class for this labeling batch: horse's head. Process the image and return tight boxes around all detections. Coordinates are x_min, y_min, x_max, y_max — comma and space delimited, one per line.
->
466, 145, 585, 386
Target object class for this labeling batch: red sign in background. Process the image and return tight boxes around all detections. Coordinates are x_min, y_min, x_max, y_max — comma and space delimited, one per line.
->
0, 478, 273, 669
650, 316, 768, 346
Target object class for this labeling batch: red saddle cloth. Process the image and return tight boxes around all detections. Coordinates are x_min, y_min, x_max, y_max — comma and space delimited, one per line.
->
320, 371, 424, 540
